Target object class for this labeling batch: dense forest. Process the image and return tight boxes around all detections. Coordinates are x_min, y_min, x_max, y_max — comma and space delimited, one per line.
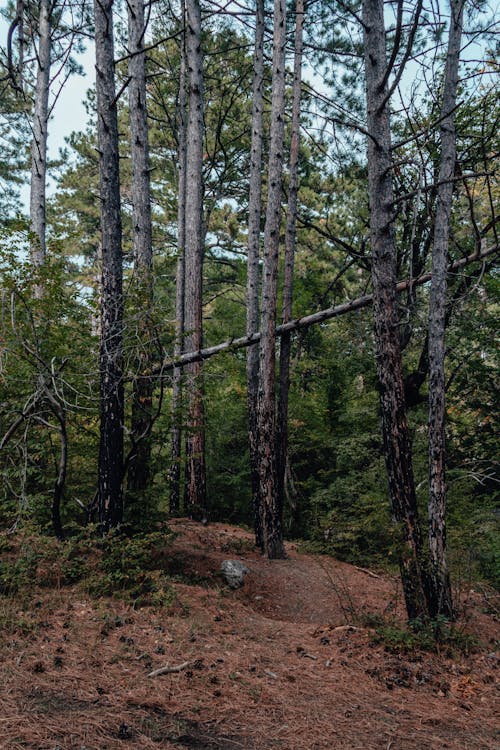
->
0, 0, 498, 625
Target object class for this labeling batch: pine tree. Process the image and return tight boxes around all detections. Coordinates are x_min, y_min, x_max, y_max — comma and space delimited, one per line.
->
94, 0, 124, 530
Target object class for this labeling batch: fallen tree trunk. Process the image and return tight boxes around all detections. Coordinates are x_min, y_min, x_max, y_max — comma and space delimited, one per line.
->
156, 247, 496, 374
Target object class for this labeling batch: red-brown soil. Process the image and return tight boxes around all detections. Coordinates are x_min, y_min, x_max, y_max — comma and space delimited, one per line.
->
0, 519, 498, 749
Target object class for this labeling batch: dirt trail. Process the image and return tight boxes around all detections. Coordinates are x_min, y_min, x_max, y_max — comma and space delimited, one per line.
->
0, 519, 498, 749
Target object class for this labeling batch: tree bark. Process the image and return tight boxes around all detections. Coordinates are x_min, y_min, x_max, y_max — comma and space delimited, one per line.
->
47, 395, 67, 542
29, 0, 51, 279
169, 2, 187, 515
127, 0, 154, 497
257, 0, 287, 559
277, 0, 304, 520
94, 0, 124, 531
363, 0, 428, 620
427, 0, 464, 620
246, 0, 265, 549
183, 0, 207, 519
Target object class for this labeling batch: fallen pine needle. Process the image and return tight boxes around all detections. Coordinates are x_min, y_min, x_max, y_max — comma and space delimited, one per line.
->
148, 660, 190, 677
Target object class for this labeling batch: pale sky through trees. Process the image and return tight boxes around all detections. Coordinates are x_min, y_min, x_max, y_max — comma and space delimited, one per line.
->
0, 12, 94, 206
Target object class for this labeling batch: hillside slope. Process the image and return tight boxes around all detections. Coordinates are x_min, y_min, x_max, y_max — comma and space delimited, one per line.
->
0, 519, 498, 749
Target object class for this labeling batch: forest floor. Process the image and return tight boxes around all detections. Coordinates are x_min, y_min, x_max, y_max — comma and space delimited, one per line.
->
0, 519, 498, 749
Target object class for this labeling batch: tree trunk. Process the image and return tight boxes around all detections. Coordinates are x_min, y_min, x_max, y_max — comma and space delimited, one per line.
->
29, 0, 51, 278
427, 0, 464, 620
257, 0, 287, 559
94, 0, 124, 531
363, 0, 428, 620
277, 0, 304, 519
183, 0, 207, 519
49, 400, 67, 541
169, 3, 187, 515
246, 0, 265, 549
126, 0, 154, 498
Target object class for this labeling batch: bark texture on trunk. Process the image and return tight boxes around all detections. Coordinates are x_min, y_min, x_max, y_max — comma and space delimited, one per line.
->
277, 0, 304, 519
183, 0, 207, 518
363, 0, 428, 620
427, 0, 464, 620
169, 3, 187, 515
94, 0, 124, 531
246, 0, 265, 549
29, 0, 51, 274
127, 0, 154, 496
257, 0, 287, 559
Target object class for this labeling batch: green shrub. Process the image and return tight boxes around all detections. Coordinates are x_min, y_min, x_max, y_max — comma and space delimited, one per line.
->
371, 616, 478, 656
85, 528, 176, 607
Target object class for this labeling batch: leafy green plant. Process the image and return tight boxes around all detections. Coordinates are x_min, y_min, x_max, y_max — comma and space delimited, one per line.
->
85, 528, 176, 607
0, 530, 91, 595
371, 616, 478, 656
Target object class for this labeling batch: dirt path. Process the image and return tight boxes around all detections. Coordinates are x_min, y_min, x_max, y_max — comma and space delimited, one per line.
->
0, 520, 498, 749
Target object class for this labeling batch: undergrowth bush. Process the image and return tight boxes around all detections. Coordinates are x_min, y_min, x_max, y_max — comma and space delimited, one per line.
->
85, 528, 176, 607
0, 525, 177, 608
370, 615, 478, 656
0, 529, 90, 594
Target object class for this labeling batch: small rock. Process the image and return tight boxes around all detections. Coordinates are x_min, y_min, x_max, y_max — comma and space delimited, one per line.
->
220, 560, 250, 589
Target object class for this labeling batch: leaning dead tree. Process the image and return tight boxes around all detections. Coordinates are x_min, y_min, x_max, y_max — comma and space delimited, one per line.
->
155, 248, 496, 374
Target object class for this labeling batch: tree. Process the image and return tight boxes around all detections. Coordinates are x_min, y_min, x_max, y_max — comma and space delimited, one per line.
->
29, 0, 51, 279
183, 0, 207, 517
257, 0, 287, 559
169, 2, 187, 515
427, 0, 465, 619
94, 0, 124, 530
246, 0, 265, 549
362, 0, 429, 619
126, 0, 155, 497
276, 0, 305, 518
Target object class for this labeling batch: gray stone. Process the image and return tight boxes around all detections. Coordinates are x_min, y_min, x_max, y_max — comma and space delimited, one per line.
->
220, 560, 250, 589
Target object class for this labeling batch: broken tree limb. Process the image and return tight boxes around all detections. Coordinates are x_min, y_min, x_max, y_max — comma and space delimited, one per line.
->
352, 564, 381, 579
147, 660, 190, 677
155, 247, 497, 375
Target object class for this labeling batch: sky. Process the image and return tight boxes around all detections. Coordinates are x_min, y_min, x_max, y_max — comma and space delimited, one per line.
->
0, 8, 95, 205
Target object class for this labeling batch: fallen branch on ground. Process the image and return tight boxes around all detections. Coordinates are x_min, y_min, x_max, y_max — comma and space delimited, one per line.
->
147, 660, 190, 677
352, 565, 381, 579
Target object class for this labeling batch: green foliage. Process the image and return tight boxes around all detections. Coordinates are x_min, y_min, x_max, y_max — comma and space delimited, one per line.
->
0, 529, 89, 595
85, 528, 176, 607
371, 616, 479, 656
0, 525, 177, 609
0, 229, 99, 533
0, 544, 38, 595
